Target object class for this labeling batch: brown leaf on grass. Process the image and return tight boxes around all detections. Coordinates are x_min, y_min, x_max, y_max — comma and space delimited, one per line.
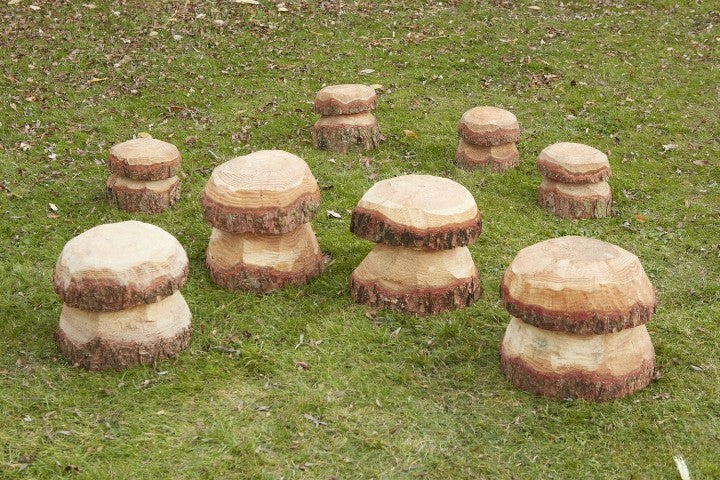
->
294, 361, 310, 370
634, 214, 646, 223
303, 413, 326, 427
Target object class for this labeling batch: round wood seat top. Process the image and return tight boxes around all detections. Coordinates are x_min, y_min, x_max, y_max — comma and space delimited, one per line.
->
313, 84, 377, 116
201, 150, 320, 234
500, 236, 655, 334
458, 106, 520, 146
108, 138, 181, 181
54, 221, 189, 312
536, 142, 610, 183
350, 174, 481, 249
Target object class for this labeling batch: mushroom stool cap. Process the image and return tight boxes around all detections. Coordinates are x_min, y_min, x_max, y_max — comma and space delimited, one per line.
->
108, 137, 181, 181
350, 174, 482, 249
313, 84, 377, 115
54, 221, 189, 312
536, 142, 611, 184
201, 150, 320, 234
500, 236, 656, 334
458, 106, 520, 146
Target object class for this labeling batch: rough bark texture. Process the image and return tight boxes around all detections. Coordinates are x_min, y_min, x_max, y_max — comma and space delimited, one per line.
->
351, 207, 482, 249
457, 123, 520, 147
201, 190, 320, 234
349, 273, 482, 316
500, 281, 655, 334
454, 142, 519, 171
538, 183, 612, 219
312, 121, 383, 154
106, 175, 180, 213
537, 159, 610, 184
206, 250, 325, 293
55, 325, 191, 371
313, 97, 376, 116
54, 264, 189, 312
107, 155, 180, 181
499, 343, 655, 401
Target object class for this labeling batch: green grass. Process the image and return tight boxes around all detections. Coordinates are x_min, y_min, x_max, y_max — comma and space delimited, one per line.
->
1, 0, 719, 478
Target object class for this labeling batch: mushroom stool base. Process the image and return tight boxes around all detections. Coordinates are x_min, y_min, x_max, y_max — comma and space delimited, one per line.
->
349, 244, 481, 315
312, 113, 382, 153
205, 224, 324, 292
107, 174, 180, 213
499, 317, 655, 401
538, 179, 612, 219
56, 291, 192, 371
455, 139, 519, 171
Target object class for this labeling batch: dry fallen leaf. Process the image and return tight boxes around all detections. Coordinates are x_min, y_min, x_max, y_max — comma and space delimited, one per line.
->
359, 68, 375, 75
48, 203, 58, 212
235, 0, 260, 4
326, 210, 342, 219
137, 132, 152, 139
634, 214, 646, 223
404, 129, 417, 138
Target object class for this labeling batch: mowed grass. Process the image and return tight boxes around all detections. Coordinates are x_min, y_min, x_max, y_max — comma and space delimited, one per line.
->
1, 1, 719, 478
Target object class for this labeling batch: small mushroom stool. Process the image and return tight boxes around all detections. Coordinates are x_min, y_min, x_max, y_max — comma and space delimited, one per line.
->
536, 142, 612, 219
455, 106, 520, 171
106, 137, 182, 213
499, 236, 657, 401
349, 174, 482, 315
312, 84, 382, 153
53, 221, 191, 370
201, 150, 324, 292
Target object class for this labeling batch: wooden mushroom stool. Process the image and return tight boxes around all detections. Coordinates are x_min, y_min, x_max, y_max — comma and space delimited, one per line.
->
455, 106, 520, 171
349, 174, 482, 315
312, 84, 382, 153
499, 236, 657, 401
201, 150, 324, 292
53, 221, 191, 370
106, 137, 182, 213
536, 142, 612, 219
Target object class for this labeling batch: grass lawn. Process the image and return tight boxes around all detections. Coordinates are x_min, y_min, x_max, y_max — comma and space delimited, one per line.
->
1, 1, 719, 478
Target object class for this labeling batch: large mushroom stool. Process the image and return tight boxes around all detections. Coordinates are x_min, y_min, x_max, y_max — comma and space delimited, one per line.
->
455, 106, 521, 172
499, 236, 657, 401
537, 142, 612, 219
106, 137, 182, 213
53, 221, 191, 370
349, 174, 482, 315
201, 150, 324, 292
312, 84, 382, 153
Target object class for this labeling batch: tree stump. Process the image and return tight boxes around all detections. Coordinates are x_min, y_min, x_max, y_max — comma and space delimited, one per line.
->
106, 137, 182, 213
349, 174, 482, 314
499, 318, 655, 401
498, 236, 657, 401
205, 223, 324, 292
312, 113, 383, 154
455, 139, 520, 171
201, 150, 324, 292
538, 178, 612, 220
201, 150, 320, 235
53, 221, 192, 370
312, 84, 382, 153
350, 174, 482, 249
56, 291, 192, 371
106, 174, 180, 214
349, 244, 481, 315
536, 142, 612, 219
